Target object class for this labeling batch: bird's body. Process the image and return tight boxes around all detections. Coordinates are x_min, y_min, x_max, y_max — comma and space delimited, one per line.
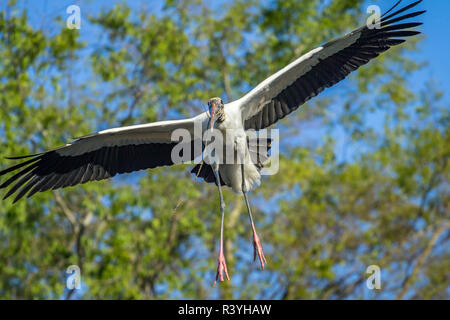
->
209, 102, 263, 193
0, 0, 425, 284
220, 159, 262, 194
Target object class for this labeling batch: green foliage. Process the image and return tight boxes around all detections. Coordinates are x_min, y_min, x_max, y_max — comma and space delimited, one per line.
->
0, 1, 448, 299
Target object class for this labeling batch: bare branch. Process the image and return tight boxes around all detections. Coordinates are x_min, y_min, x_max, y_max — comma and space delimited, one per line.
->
53, 190, 77, 230
396, 220, 450, 299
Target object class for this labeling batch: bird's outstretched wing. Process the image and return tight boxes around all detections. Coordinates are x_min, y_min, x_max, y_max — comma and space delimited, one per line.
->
0, 114, 208, 202
238, 0, 425, 131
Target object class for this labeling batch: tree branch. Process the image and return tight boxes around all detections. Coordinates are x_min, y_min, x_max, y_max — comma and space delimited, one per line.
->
396, 220, 450, 299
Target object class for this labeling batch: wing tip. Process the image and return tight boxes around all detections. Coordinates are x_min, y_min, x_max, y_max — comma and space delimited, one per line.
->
381, 0, 403, 18
4, 152, 43, 160
3, 190, 14, 201
12, 193, 26, 203
380, 0, 426, 26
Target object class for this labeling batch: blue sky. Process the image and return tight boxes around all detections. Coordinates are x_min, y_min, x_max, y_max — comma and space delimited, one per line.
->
386, 0, 450, 103
2, 0, 447, 299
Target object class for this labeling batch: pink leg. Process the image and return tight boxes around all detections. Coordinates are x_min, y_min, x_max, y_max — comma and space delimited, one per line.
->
214, 245, 230, 285
241, 163, 267, 269
251, 219, 267, 269
213, 168, 231, 285
243, 190, 267, 269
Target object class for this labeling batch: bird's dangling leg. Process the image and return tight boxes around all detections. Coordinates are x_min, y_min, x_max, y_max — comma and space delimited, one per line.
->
213, 167, 230, 285
241, 163, 267, 269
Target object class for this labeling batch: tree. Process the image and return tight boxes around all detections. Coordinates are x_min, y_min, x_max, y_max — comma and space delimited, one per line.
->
0, 0, 447, 299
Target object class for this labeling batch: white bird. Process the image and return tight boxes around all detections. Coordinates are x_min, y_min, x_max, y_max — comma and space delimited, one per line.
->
0, 1, 424, 284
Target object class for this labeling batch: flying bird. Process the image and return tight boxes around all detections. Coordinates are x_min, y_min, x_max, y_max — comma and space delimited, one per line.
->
0, 1, 424, 284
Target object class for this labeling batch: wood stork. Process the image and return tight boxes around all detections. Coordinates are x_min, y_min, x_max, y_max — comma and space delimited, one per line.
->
0, 1, 424, 284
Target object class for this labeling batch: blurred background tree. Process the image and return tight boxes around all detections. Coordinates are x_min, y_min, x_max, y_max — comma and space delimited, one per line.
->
0, 0, 448, 299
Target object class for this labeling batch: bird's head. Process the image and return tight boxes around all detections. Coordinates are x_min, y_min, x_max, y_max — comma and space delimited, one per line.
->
207, 97, 224, 132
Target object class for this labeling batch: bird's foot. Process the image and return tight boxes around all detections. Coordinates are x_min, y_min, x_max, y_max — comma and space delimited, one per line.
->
253, 232, 267, 269
214, 252, 230, 285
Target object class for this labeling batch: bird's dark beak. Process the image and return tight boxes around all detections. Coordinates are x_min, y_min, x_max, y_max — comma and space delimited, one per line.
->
208, 103, 217, 133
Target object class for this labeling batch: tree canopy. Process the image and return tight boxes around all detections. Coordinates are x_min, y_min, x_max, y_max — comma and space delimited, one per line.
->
0, 0, 448, 299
